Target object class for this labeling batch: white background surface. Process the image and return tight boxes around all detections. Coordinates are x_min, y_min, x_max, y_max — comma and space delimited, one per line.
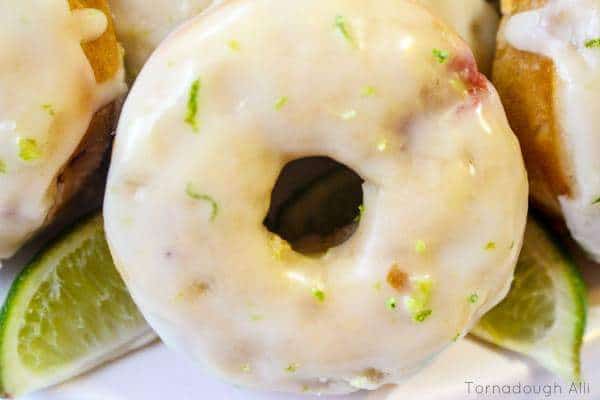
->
2, 216, 600, 400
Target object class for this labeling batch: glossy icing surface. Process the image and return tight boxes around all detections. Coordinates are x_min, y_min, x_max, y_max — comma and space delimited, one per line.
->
0, 0, 126, 260
420, 0, 499, 73
108, 0, 216, 76
108, 0, 497, 77
505, 0, 600, 261
105, 0, 528, 394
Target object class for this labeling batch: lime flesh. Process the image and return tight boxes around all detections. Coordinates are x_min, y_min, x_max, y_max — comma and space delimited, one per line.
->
0, 214, 154, 398
472, 216, 587, 381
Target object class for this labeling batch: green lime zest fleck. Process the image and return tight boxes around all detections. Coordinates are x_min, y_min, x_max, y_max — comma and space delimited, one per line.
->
404, 275, 433, 322
585, 38, 600, 48
468, 293, 479, 304
274, 96, 288, 110
185, 78, 201, 132
361, 86, 376, 97
185, 183, 218, 221
228, 39, 241, 51
432, 48, 449, 64
414, 309, 432, 322
373, 281, 382, 291
415, 239, 427, 254
334, 15, 355, 46
593, 197, 600, 205
312, 287, 326, 302
354, 204, 365, 222
250, 313, 263, 321
340, 109, 357, 120
0, 159, 5, 174
485, 241, 496, 250
285, 363, 299, 373
41, 104, 55, 116
241, 364, 251, 373
386, 297, 397, 310
18, 137, 42, 161
452, 332, 461, 341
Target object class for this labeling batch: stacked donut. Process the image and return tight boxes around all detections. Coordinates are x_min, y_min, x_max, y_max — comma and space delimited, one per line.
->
494, 0, 600, 261
0, 0, 125, 262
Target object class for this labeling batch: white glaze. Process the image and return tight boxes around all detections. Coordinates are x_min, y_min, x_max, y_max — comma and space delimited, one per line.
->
0, 0, 126, 260
108, 0, 217, 76
420, 0, 499, 73
505, 0, 600, 261
104, 0, 528, 394
108, 0, 497, 77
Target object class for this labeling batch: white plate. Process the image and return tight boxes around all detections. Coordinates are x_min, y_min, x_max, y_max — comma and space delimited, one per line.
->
2, 220, 600, 400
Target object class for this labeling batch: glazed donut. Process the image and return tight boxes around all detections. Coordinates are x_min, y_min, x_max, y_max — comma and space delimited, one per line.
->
0, 0, 126, 261
108, 0, 497, 78
493, 0, 600, 261
104, 0, 528, 394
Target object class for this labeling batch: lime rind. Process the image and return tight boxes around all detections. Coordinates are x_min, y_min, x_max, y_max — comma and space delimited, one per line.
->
472, 216, 587, 381
0, 214, 155, 398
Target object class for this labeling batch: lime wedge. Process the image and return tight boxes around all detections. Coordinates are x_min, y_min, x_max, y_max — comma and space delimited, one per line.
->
0, 214, 155, 397
472, 216, 587, 380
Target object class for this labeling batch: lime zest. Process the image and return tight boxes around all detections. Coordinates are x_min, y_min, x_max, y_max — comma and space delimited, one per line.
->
468, 293, 479, 304
414, 309, 432, 322
185, 183, 218, 221
41, 104, 55, 116
432, 48, 449, 64
17, 138, 42, 161
269, 234, 291, 260
386, 297, 398, 311
334, 15, 355, 47
361, 86, 376, 97
228, 39, 241, 51
354, 204, 365, 222
185, 78, 201, 132
241, 364, 251, 373
415, 240, 427, 254
593, 196, 600, 205
340, 109, 357, 120
250, 314, 263, 321
0, 160, 5, 174
404, 275, 433, 322
585, 38, 600, 48
312, 287, 326, 302
285, 363, 299, 373
274, 96, 288, 110
485, 241, 496, 250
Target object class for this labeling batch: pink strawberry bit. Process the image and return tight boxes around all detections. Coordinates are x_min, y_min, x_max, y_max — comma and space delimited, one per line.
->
448, 53, 488, 94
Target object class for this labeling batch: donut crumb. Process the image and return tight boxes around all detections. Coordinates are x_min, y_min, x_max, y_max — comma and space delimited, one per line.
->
175, 281, 209, 301
386, 264, 407, 291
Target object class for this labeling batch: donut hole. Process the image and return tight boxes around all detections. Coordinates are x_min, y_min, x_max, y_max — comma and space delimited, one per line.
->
263, 156, 364, 255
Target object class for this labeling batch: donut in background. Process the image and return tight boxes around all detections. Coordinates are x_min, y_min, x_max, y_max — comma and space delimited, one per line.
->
494, 0, 600, 261
108, 0, 498, 78
0, 0, 126, 262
